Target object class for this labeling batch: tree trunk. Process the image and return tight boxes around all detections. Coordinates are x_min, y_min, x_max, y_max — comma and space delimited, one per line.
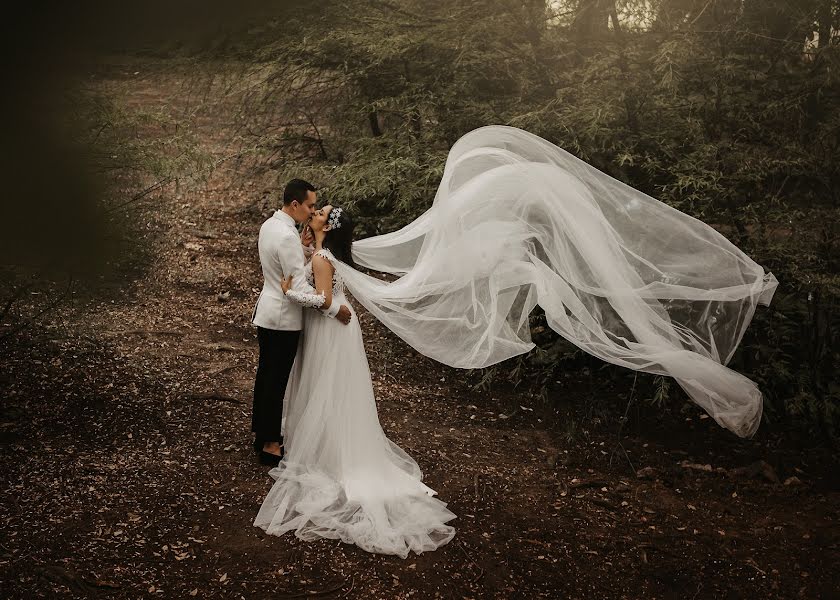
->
572, 0, 612, 38
368, 110, 382, 137
523, 0, 547, 48
609, 5, 622, 35
742, 0, 817, 42
652, 0, 695, 32
817, 0, 832, 49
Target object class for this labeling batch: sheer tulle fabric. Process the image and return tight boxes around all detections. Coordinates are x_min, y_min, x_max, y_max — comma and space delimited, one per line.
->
254, 264, 456, 557
342, 126, 777, 438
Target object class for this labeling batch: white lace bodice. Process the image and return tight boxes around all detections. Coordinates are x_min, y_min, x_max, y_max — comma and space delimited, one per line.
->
306, 248, 346, 297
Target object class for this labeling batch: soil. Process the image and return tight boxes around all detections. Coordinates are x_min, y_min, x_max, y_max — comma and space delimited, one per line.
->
1, 60, 838, 599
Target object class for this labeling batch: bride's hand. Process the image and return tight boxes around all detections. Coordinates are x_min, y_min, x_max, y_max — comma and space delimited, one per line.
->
301, 225, 314, 247
281, 275, 293, 294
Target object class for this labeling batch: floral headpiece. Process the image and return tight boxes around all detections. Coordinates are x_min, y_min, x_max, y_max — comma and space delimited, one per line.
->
327, 207, 344, 231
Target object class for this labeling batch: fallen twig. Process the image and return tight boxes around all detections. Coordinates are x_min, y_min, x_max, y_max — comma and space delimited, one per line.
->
0, 282, 34, 323
456, 541, 485, 583
185, 393, 243, 404
81, 575, 121, 589
120, 329, 184, 337
208, 364, 239, 376
436, 451, 456, 464
278, 576, 350, 598
337, 575, 355, 598
568, 479, 610, 490
745, 558, 766, 576
0, 277, 74, 342
636, 542, 679, 558
587, 497, 619, 511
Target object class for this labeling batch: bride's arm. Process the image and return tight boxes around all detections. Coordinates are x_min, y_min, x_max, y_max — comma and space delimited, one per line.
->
282, 251, 350, 323
277, 236, 326, 309
311, 254, 334, 310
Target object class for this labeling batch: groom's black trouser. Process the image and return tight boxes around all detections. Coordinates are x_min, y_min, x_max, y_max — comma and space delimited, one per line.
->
252, 327, 300, 447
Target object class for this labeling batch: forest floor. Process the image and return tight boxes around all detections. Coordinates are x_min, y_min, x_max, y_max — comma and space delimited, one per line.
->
1, 60, 838, 600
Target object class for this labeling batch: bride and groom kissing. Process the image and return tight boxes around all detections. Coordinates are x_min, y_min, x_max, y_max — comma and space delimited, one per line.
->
250, 178, 456, 558
245, 126, 777, 558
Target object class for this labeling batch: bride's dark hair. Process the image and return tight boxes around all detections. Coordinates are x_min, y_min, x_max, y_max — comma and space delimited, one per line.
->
323, 207, 355, 268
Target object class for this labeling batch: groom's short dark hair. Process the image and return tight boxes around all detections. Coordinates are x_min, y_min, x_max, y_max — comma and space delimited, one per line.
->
283, 179, 316, 205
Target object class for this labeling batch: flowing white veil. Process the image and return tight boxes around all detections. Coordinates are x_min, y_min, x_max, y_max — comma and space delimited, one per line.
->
333, 126, 778, 438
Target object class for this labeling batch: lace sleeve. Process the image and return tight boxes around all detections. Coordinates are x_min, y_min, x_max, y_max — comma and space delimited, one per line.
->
285, 288, 326, 308
313, 248, 334, 263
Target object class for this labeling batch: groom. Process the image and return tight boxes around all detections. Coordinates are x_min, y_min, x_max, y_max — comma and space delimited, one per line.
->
251, 179, 351, 466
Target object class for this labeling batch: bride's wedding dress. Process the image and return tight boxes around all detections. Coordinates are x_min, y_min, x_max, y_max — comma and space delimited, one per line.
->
254, 249, 456, 557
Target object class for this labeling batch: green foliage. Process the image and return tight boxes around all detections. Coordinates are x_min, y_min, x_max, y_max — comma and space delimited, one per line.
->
77, 94, 211, 191
68, 87, 211, 274
230, 0, 840, 441
1, 77, 211, 338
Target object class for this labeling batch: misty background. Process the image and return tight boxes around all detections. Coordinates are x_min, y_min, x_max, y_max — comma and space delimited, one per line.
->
2, 0, 838, 439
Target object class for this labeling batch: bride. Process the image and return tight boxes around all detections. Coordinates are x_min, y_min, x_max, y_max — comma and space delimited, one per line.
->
253, 204, 457, 558
255, 125, 778, 556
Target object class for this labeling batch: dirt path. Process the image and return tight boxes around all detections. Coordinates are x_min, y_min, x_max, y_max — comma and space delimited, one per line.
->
1, 63, 838, 599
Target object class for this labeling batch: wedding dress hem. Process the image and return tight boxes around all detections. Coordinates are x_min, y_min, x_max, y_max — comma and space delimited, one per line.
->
254, 248, 456, 557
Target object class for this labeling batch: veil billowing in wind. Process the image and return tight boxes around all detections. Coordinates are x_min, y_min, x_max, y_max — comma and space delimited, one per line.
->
333, 126, 778, 438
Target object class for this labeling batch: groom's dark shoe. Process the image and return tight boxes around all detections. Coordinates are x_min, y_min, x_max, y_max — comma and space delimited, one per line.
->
258, 449, 282, 466
258, 441, 284, 466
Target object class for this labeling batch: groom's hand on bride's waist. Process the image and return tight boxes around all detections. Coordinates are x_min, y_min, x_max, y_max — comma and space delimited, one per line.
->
336, 305, 352, 325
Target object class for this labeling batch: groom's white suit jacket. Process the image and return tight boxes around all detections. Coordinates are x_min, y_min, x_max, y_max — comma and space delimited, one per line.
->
252, 210, 327, 331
